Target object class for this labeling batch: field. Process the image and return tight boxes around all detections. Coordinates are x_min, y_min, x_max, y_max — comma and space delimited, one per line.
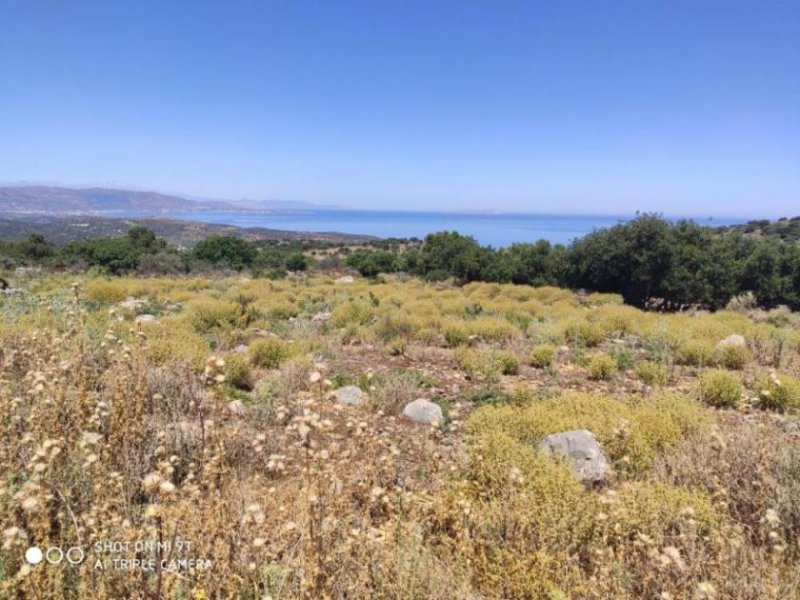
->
2, 273, 800, 599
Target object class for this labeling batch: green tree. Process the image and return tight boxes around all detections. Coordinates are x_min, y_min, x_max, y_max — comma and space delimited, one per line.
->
191, 235, 257, 270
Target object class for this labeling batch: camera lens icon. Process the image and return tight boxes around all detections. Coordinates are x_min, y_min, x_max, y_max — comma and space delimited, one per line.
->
25, 547, 43, 565
26, 546, 86, 565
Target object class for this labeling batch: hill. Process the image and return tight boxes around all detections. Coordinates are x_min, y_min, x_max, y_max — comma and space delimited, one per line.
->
0, 185, 241, 213
0, 214, 376, 246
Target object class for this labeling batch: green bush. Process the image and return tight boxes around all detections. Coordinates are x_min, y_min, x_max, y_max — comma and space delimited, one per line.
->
186, 299, 252, 333
330, 300, 375, 328
634, 361, 668, 386
562, 320, 604, 347
675, 339, 714, 367
442, 321, 470, 347
529, 344, 556, 368
714, 343, 751, 370
496, 350, 520, 375
467, 391, 707, 476
224, 353, 252, 389
697, 369, 741, 408
755, 371, 800, 412
588, 354, 616, 380
249, 338, 290, 369
386, 337, 406, 356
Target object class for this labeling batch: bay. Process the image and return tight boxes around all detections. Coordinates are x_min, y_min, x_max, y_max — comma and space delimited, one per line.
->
115, 209, 746, 248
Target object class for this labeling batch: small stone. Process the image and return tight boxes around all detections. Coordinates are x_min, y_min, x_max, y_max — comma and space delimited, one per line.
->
233, 344, 249, 353
227, 400, 246, 416
135, 314, 156, 324
403, 398, 444, 425
312, 311, 331, 322
334, 385, 364, 406
335, 275, 355, 284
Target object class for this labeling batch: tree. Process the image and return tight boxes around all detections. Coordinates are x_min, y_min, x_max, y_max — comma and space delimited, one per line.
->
418, 231, 492, 282
191, 236, 257, 270
344, 250, 397, 278
570, 214, 673, 307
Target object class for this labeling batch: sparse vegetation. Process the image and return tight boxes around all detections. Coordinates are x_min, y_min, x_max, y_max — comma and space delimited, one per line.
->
1, 269, 800, 599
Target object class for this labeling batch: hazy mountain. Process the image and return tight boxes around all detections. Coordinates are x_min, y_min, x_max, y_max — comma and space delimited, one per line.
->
0, 214, 377, 246
0, 186, 242, 214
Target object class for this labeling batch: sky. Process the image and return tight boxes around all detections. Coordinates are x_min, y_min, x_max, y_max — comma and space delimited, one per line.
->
0, 1, 798, 217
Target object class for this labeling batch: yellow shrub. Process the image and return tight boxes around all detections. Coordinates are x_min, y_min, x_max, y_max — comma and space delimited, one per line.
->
560, 320, 604, 347
224, 353, 252, 388
585, 292, 624, 306
697, 369, 742, 408
264, 301, 300, 320
529, 344, 556, 368
330, 299, 375, 328
442, 320, 470, 347
604, 482, 720, 544
634, 361, 668, 386
144, 322, 210, 371
588, 354, 616, 380
249, 338, 291, 369
755, 371, 800, 412
84, 279, 129, 304
675, 339, 715, 366
714, 343, 751, 370
466, 316, 519, 342
467, 392, 707, 475
185, 299, 251, 333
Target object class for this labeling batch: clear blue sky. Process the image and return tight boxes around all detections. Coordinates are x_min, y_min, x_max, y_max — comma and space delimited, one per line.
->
1, 1, 798, 217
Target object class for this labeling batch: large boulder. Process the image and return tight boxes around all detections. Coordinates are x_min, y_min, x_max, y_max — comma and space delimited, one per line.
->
403, 398, 444, 425
537, 429, 609, 485
334, 385, 364, 406
716, 334, 746, 350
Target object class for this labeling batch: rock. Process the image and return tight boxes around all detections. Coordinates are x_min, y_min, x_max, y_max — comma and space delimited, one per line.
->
403, 398, 444, 425
227, 400, 246, 416
312, 311, 331, 323
335, 275, 355, 284
119, 297, 146, 312
334, 385, 364, 406
537, 429, 610, 485
557, 345, 570, 354
135, 314, 157, 324
716, 334, 746, 349
233, 344, 249, 354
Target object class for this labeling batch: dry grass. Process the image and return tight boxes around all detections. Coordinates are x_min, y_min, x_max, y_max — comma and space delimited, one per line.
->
1, 274, 799, 598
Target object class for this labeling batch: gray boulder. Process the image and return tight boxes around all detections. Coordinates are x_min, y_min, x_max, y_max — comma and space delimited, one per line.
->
403, 398, 444, 425
537, 429, 609, 485
233, 344, 249, 354
135, 314, 157, 324
334, 385, 364, 406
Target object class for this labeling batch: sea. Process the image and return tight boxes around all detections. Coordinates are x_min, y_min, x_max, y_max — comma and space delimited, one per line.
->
116, 209, 747, 248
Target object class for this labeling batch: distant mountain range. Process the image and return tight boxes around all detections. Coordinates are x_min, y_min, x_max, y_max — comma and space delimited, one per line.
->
0, 185, 323, 214
0, 215, 376, 246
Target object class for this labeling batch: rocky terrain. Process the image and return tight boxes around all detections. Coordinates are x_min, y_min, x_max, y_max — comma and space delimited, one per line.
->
1, 273, 799, 598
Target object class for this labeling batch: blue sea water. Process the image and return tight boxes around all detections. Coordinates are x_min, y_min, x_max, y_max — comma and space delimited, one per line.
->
116, 209, 747, 248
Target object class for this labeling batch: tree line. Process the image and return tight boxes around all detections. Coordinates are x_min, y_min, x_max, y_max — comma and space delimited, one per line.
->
1, 216, 799, 310
344, 215, 800, 310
